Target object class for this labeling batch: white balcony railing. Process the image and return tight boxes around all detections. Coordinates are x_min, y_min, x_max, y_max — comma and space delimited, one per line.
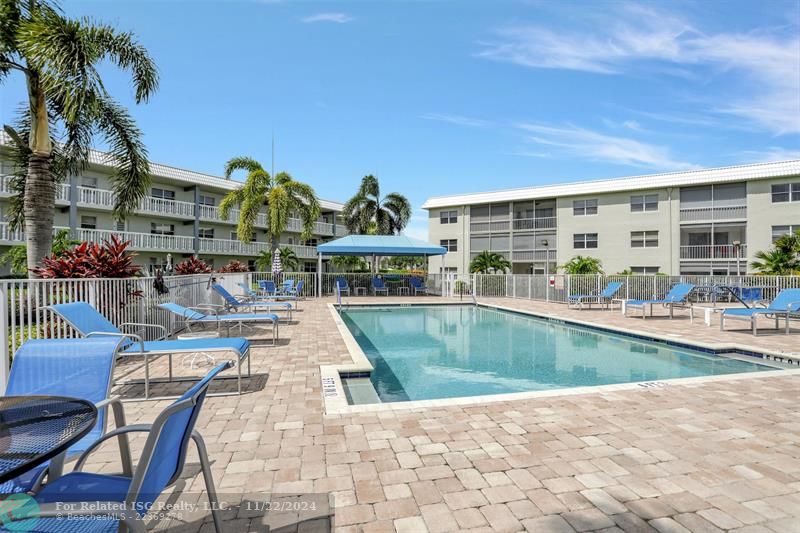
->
139, 196, 195, 218
679, 205, 747, 222
0, 175, 70, 202
335, 225, 348, 237
512, 249, 556, 262
680, 244, 747, 260
73, 228, 196, 253
512, 217, 557, 231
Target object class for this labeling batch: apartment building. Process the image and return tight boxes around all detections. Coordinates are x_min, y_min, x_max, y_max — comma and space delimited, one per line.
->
424, 160, 800, 276
0, 138, 346, 274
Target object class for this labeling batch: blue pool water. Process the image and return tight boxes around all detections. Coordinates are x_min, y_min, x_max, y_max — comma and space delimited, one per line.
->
340, 305, 775, 403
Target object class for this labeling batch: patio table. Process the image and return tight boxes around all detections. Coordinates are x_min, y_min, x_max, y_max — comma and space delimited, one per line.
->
0, 395, 97, 484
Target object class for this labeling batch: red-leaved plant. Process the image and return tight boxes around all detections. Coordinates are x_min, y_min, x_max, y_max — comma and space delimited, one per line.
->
174, 256, 212, 274
217, 260, 250, 273
31, 235, 141, 279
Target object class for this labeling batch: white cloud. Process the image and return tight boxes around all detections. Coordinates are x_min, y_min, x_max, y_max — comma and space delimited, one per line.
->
517, 122, 698, 170
478, 4, 800, 134
301, 12, 353, 24
420, 113, 490, 127
739, 146, 800, 163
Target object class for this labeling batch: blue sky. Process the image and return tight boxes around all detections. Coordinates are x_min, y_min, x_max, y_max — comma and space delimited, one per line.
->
1, 0, 799, 240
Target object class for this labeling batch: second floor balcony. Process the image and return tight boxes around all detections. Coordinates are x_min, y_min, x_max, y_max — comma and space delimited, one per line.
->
0, 223, 319, 258
679, 244, 747, 260
679, 205, 747, 222
512, 217, 557, 231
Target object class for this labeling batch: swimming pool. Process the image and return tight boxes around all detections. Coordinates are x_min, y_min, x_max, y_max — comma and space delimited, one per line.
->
339, 305, 776, 404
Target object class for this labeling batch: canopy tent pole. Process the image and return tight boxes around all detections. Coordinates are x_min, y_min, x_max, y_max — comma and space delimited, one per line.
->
317, 253, 323, 297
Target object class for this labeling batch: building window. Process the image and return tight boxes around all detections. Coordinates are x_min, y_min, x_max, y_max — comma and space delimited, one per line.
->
630, 194, 658, 212
631, 266, 661, 275
81, 177, 98, 189
80, 216, 96, 230
440, 239, 458, 252
573, 199, 598, 216
151, 223, 175, 236
114, 221, 126, 232
439, 210, 458, 224
772, 225, 800, 242
631, 231, 659, 248
573, 233, 598, 249
199, 194, 216, 206
771, 183, 800, 203
198, 228, 214, 239
151, 187, 175, 200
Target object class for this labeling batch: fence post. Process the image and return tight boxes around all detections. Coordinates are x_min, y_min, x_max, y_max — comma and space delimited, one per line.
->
566, 275, 571, 303
473, 273, 477, 297
0, 282, 8, 394
546, 275, 550, 302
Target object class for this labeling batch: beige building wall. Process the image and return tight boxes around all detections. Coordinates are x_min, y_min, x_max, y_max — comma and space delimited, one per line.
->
746, 177, 800, 265
556, 188, 679, 275
427, 206, 469, 274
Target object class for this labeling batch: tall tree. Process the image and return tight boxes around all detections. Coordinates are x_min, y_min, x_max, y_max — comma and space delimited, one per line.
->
342, 175, 411, 235
219, 157, 320, 261
0, 0, 158, 271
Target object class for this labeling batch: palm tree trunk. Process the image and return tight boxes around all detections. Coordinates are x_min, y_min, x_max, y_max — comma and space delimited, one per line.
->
24, 153, 56, 272
25, 72, 55, 274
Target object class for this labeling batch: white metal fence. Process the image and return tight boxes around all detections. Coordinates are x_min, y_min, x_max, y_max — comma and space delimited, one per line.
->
0, 272, 247, 392
434, 273, 800, 303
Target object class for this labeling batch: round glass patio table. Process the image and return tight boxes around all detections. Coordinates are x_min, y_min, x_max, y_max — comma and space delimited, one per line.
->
0, 395, 97, 484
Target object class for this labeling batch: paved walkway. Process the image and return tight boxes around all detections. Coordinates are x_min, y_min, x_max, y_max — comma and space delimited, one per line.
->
86, 297, 799, 532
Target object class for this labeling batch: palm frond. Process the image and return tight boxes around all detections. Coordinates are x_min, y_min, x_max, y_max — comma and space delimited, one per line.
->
224, 156, 264, 179
93, 97, 150, 220
82, 21, 158, 103
219, 188, 245, 220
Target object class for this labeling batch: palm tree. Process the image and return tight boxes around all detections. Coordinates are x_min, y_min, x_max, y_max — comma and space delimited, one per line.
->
219, 157, 320, 262
331, 255, 368, 271
342, 175, 411, 235
560, 256, 604, 274
1, 0, 158, 271
751, 230, 800, 275
256, 246, 300, 272
469, 251, 511, 274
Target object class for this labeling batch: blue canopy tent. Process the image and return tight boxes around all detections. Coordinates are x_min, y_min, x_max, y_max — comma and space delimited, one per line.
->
316, 235, 447, 296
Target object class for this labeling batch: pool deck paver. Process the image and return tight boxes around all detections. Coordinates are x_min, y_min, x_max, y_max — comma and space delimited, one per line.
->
80, 296, 799, 532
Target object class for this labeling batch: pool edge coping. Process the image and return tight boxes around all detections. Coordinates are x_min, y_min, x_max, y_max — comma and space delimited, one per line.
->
321, 301, 800, 416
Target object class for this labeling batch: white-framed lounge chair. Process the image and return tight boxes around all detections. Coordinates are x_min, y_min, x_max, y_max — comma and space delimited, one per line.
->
720, 288, 800, 335
409, 277, 428, 295
624, 283, 695, 319
158, 302, 279, 343
214, 283, 293, 322
1, 337, 131, 494
372, 277, 389, 296
48, 302, 251, 398
568, 281, 623, 310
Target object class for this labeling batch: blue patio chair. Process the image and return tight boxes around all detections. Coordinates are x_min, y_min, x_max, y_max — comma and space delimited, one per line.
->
214, 283, 293, 322
280, 279, 295, 294
287, 279, 304, 298
409, 277, 428, 295
720, 288, 800, 335
27, 362, 232, 533
48, 302, 250, 398
258, 279, 277, 296
1, 338, 131, 495
158, 302, 279, 343
372, 277, 388, 296
335, 277, 351, 296
625, 283, 695, 319
568, 281, 623, 310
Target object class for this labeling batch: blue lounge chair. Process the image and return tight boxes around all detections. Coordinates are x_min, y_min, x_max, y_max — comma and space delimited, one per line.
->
214, 283, 293, 322
158, 302, 279, 343
625, 283, 695, 319
48, 302, 250, 398
27, 362, 232, 533
372, 277, 388, 296
258, 279, 277, 296
287, 279, 304, 297
1, 338, 131, 495
335, 277, 351, 296
720, 288, 800, 335
568, 281, 623, 310
409, 277, 428, 295
280, 279, 295, 294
